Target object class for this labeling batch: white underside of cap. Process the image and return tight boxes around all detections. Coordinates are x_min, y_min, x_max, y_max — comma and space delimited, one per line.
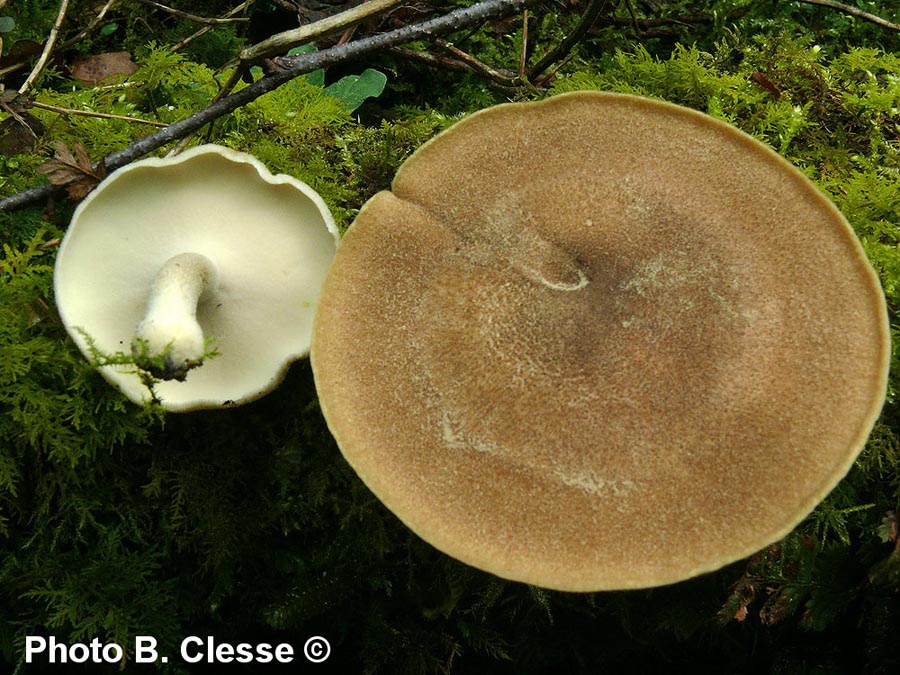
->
54, 144, 340, 411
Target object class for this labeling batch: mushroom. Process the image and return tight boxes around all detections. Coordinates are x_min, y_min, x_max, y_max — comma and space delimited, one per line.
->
55, 144, 339, 412
310, 92, 890, 591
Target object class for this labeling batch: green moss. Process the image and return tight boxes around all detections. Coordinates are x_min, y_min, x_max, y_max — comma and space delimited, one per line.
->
3, 19, 900, 673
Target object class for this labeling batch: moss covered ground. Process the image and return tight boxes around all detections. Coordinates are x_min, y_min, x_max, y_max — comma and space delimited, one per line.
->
1, 1, 900, 672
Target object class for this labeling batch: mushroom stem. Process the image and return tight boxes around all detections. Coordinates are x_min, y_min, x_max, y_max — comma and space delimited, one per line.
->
132, 252, 219, 381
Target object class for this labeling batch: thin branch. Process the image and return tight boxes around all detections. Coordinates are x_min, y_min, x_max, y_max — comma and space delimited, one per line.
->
18, 0, 70, 95
624, 0, 641, 34
0, 0, 533, 212
213, 0, 387, 102
436, 38, 519, 86
532, 49, 576, 87
171, 0, 258, 145
270, 0, 300, 11
133, 0, 250, 25
336, 25, 357, 47
169, 0, 255, 52
795, 0, 900, 32
389, 46, 472, 73
519, 9, 529, 78
528, 0, 607, 79
0, 99, 39, 138
0, 0, 119, 79
593, 14, 712, 29
234, 0, 408, 65
30, 101, 168, 128
169, 0, 255, 51
59, 0, 119, 50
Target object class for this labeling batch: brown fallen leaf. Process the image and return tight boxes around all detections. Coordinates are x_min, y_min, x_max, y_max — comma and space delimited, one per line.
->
70, 51, 138, 86
0, 114, 45, 156
750, 71, 781, 99
7, 38, 43, 65
0, 90, 45, 155
37, 140, 106, 201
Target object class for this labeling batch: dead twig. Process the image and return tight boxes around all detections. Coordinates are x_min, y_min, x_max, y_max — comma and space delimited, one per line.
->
0, 0, 534, 212
337, 25, 358, 47
133, 0, 250, 25
30, 100, 168, 128
436, 38, 520, 87
794, 0, 900, 32
389, 45, 472, 73
0, 94, 40, 139
209, 0, 381, 114
0, 0, 121, 80
528, 0, 607, 80
519, 9, 529, 78
233, 0, 407, 66
624, 0, 641, 34
59, 0, 120, 52
169, 0, 255, 52
19, 0, 70, 95
0, 0, 115, 78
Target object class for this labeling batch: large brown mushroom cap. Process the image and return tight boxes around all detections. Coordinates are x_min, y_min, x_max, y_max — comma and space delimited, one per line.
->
311, 92, 890, 591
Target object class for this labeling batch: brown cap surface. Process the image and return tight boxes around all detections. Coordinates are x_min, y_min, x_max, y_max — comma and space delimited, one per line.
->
311, 92, 890, 590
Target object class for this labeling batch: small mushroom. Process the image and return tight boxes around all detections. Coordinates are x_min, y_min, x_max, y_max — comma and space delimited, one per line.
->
311, 92, 890, 591
55, 144, 339, 411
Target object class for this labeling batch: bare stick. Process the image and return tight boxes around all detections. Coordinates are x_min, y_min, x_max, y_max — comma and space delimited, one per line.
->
528, 0, 607, 79
519, 9, 529, 78
234, 0, 407, 65
134, 0, 250, 25
169, 0, 255, 52
625, 0, 641, 34
0, 98, 38, 138
30, 101, 169, 128
0, 0, 533, 212
18, 0, 70, 95
0, 0, 119, 78
795, 0, 900, 32
437, 38, 519, 86
60, 0, 119, 50
389, 46, 472, 73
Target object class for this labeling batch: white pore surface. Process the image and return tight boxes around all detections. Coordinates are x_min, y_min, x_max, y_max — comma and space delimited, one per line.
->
54, 145, 340, 411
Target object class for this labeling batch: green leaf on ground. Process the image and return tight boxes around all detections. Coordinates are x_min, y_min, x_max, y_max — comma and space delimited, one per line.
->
325, 69, 387, 111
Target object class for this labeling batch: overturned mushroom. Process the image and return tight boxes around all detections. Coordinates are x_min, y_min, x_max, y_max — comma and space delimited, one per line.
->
311, 92, 890, 591
55, 144, 339, 411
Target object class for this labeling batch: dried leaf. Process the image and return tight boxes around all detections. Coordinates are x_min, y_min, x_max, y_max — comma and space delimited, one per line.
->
65, 179, 100, 201
758, 589, 793, 626
73, 140, 92, 171
69, 51, 138, 86
8, 39, 42, 60
0, 113, 45, 156
53, 139, 77, 167
750, 71, 781, 99
37, 140, 106, 201
0, 88, 28, 115
718, 574, 757, 625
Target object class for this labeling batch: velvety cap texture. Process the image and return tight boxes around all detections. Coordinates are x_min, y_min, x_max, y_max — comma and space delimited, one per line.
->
311, 92, 890, 591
